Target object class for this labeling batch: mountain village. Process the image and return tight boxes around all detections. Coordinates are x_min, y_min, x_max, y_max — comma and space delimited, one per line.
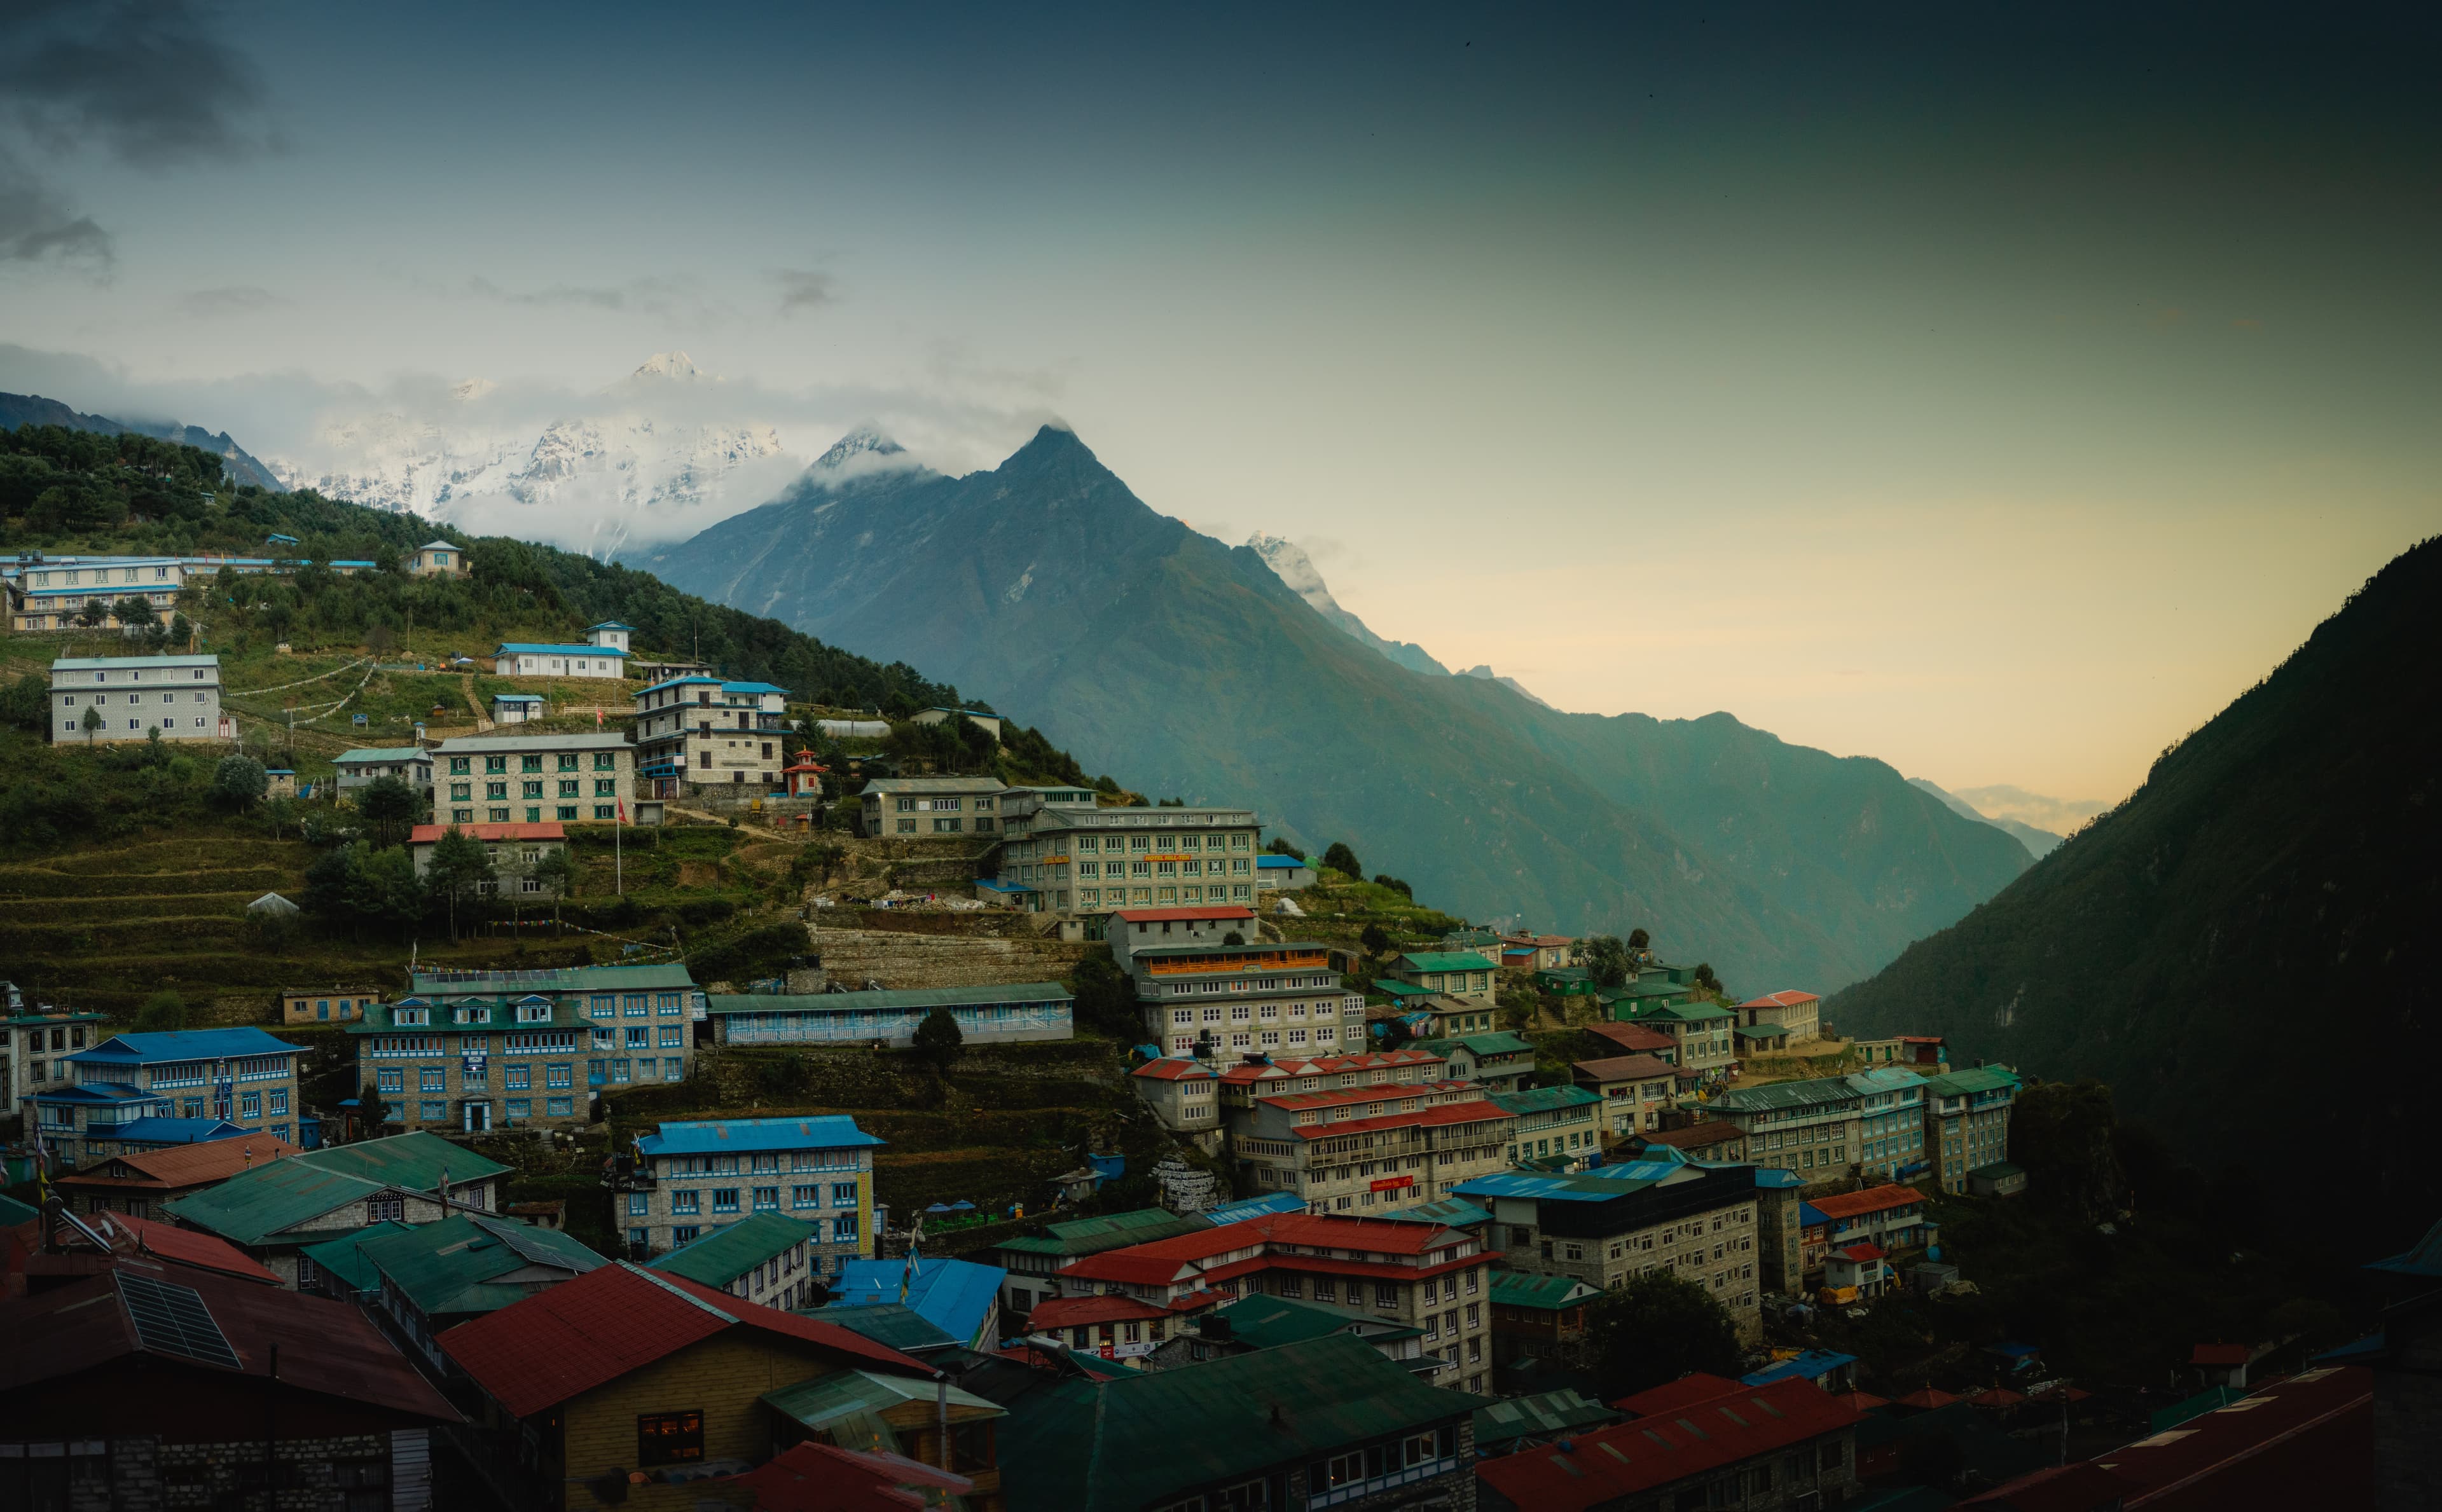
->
0, 504, 2411, 1512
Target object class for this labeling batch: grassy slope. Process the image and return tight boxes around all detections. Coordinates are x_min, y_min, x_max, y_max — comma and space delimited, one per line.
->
1830, 537, 2442, 1253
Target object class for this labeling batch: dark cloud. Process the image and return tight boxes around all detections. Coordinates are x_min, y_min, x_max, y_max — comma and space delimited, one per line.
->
0, 0, 269, 168
775, 269, 838, 313
178, 284, 278, 316
0, 154, 111, 265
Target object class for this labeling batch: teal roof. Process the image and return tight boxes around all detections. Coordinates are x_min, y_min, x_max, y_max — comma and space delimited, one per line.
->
811, 1303, 959, 1354
646, 1212, 821, 1287
1924, 1066, 2024, 1097
1418, 1032, 1535, 1059
362, 1213, 603, 1317
1734, 1023, 1789, 1041
1489, 1085, 1603, 1116
0, 1192, 39, 1227
1474, 1388, 1618, 1448
1395, 951, 1498, 974
1213, 1295, 1423, 1350
993, 1334, 1480, 1512
1372, 1197, 1491, 1228
994, 1207, 1210, 1258
1627, 1000, 1735, 1023
1489, 1271, 1601, 1311
1371, 979, 1434, 1000
160, 1132, 506, 1246
334, 747, 429, 765
708, 982, 1072, 1015
764, 1368, 1003, 1433
298, 1221, 411, 1293
408, 963, 698, 996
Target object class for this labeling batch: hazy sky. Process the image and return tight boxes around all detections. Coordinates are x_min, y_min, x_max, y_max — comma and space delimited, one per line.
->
4, 1, 2436, 804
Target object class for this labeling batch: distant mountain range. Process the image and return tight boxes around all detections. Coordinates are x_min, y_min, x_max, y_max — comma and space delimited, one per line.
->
1907, 778, 2067, 858
1835, 537, 2442, 1249
639, 423, 2031, 991
0, 390, 284, 491
267, 352, 800, 558
1244, 533, 1552, 706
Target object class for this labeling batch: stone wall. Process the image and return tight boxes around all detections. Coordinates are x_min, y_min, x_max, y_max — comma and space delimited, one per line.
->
811, 920, 1091, 991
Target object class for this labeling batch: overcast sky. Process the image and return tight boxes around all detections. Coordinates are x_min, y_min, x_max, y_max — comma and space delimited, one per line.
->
3, 0, 2436, 805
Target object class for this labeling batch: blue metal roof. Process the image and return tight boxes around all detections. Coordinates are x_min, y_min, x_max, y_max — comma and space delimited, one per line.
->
1741, 1350, 1857, 1387
495, 642, 630, 656
34, 1082, 148, 1104
722, 680, 787, 695
1203, 1192, 1307, 1227
1450, 1171, 1664, 1202
1371, 1196, 1493, 1228
71, 1027, 298, 1064
1753, 1168, 1807, 1189
109, 1117, 257, 1146
1256, 855, 1304, 869
833, 1256, 1007, 1347
492, 692, 546, 704
1798, 1202, 1832, 1226
637, 1115, 885, 1157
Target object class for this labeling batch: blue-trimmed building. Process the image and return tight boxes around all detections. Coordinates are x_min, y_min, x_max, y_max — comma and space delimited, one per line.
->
350, 963, 704, 1133
492, 640, 628, 680
38, 1027, 303, 1167
624, 1114, 885, 1267
631, 674, 791, 795
708, 982, 1075, 1049
429, 731, 633, 825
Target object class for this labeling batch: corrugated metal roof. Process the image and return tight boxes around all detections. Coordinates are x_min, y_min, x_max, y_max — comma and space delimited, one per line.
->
1924, 1066, 2023, 1096
991, 1333, 1478, 1512
993, 1207, 1211, 1258
1392, 951, 1499, 973
1707, 1075, 1861, 1114
834, 1258, 1005, 1346
1489, 1272, 1601, 1310
708, 982, 1072, 1014
638, 1115, 885, 1157
646, 1213, 822, 1288
1489, 1085, 1604, 1115
1475, 1388, 1618, 1447
763, 1368, 1004, 1431
813, 1303, 959, 1354
361, 1214, 602, 1316
408, 962, 697, 993
71, 1027, 300, 1064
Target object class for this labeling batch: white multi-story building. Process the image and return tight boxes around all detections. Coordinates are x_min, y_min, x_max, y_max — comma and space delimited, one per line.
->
633, 675, 792, 795
1000, 804, 1262, 916
6, 551, 375, 632
48, 654, 228, 744
431, 731, 633, 826
1127, 925, 1366, 1059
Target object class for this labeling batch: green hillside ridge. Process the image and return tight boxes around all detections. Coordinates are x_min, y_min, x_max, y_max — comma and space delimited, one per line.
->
1831, 536, 2442, 1254
639, 423, 2031, 993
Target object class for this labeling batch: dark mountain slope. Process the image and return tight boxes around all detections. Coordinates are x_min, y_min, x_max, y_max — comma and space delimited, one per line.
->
0, 391, 285, 491
644, 426, 2029, 989
1832, 537, 2442, 1247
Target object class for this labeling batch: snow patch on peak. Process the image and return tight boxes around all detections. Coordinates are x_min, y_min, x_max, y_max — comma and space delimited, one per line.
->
813, 424, 906, 469
629, 351, 705, 382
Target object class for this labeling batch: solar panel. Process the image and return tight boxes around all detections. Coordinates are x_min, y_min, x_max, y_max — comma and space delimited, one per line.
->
119, 1273, 242, 1370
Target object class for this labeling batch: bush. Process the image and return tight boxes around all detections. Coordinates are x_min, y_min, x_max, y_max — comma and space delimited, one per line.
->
914, 1005, 964, 1073
1321, 841, 1362, 878
670, 897, 739, 927
210, 755, 268, 811
1372, 874, 1413, 899
135, 989, 190, 1031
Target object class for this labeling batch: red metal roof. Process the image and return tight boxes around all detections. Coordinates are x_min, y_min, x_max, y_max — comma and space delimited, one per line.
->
408, 821, 567, 844
1026, 1295, 1170, 1330
55, 1135, 301, 1192
1636, 1122, 1745, 1150
1808, 1185, 1926, 1221
0, 1267, 457, 1421
1893, 1387, 1961, 1409
1218, 1049, 1444, 1083
1582, 1022, 1678, 1055
1611, 1371, 1744, 1418
1112, 906, 1255, 922
439, 1261, 930, 1418
1290, 1098, 1510, 1140
1486, 1377, 1863, 1507
1739, 991, 1821, 1008
1573, 1054, 1678, 1083
1833, 1242, 1887, 1263
707, 1441, 965, 1512
1833, 1390, 1890, 1412
2189, 1343, 2252, 1367
1957, 1463, 2144, 1511
2079, 1366, 2371, 1509
1969, 1387, 2028, 1408
1130, 1058, 1215, 1082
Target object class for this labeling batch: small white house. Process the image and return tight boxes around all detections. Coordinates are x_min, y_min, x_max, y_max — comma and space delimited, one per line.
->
585, 621, 633, 654
493, 642, 629, 680
492, 692, 546, 725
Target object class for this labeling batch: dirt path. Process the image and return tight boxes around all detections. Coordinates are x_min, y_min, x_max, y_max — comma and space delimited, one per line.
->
457, 671, 491, 728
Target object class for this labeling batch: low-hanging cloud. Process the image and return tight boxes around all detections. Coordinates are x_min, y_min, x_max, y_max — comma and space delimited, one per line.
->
775, 268, 838, 314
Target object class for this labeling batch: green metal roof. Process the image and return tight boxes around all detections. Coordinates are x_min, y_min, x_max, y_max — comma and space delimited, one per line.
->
1393, 951, 1498, 974
764, 1367, 1003, 1431
1371, 979, 1434, 1000
1626, 1000, 1734, 1023
1473, 1388, 1617, 1448
1924, 1066, 2023, 1097
1489, 1271, 1602, 1311
0, 1192, 38, 1227
407, 963, 699, 995
1734, 1022, 1790, 1040
160, 1134, 506, 1247
645, 1211, 821, 1287
813, 1303, 960, 1354
1706, 1076, 1859, 1115
1488, 1085, 1603, 1115
298, 1221, 411, 1293
994, 1207, 1209, 1257
708, 982, 1072, 1015
1214, 1295, 1423, 1351
993, 1333, 1482, 1512
1417, 1032, 1535, 1059
361, 1213, 603, 1317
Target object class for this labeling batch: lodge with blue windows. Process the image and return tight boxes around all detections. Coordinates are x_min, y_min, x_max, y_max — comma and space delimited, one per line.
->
621, 1114, 885, 1274
32, 1027, 303, 1167
347, 963, 703, 1133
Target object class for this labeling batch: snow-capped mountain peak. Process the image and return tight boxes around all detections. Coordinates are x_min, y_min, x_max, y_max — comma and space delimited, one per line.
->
813, 424, 907, 470
626, 351, 705, 383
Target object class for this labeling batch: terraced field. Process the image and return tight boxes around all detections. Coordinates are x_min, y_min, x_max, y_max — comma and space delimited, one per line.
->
0, 832, 562, 1018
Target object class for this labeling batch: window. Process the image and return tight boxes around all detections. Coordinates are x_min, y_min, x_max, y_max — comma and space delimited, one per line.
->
673, 1189, 701, 1215
419, 1067, 446, 1094
369, 1193, 406, 1222
637, 1410, 705, 1467
712, 1188, 741, 1213
831, 1181, 858, 1205
753, 1186, 780, 1211
792, 1185, 818, 1208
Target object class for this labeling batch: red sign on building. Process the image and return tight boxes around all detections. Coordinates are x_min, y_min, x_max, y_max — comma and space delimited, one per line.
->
1370, 1176, 1416, 1193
